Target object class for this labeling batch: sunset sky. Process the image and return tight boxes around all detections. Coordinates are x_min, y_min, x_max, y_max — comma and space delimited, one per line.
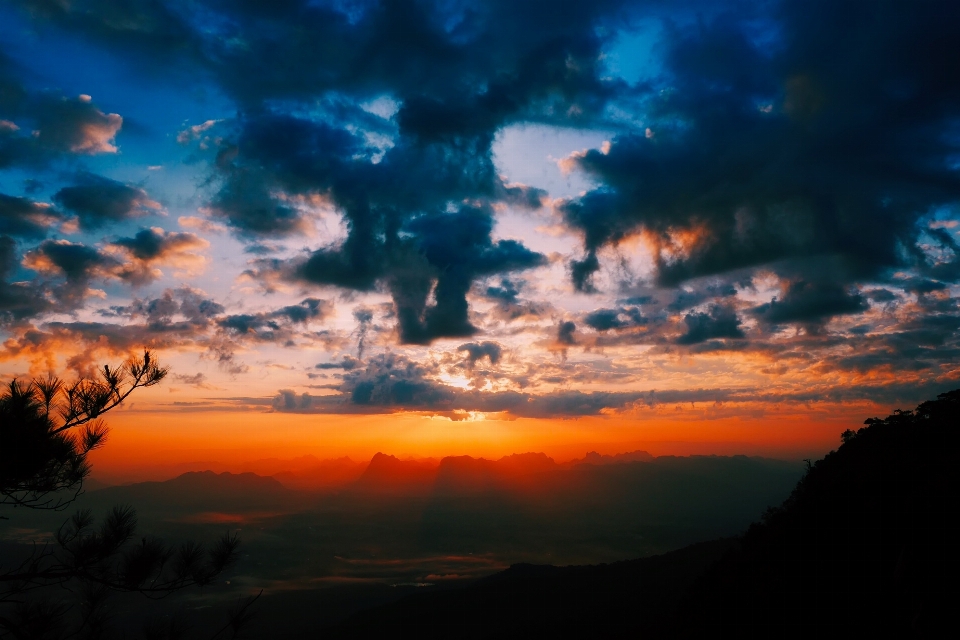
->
1, 0, 958, 471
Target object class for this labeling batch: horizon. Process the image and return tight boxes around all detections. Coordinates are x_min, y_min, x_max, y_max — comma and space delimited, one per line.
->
87, 442, 798, 486
84, 398, 874, 484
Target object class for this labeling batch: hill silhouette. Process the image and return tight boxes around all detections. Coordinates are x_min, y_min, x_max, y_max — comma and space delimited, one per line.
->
86, 470, 298, 515
351, 452, 440, 495
432, 452, 558, 496
269, 456, 367, 490
565, 450, 655, 466
322, 390, 960, 639
680, 389, 960, 637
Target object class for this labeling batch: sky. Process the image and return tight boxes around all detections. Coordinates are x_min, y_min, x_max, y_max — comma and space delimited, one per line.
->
2, 0, 959, 469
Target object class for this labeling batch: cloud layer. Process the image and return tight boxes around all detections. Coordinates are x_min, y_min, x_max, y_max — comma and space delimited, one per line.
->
1, 0, 958, 422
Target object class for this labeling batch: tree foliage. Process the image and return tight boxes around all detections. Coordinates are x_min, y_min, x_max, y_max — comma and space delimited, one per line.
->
0, 352, 251, 638
680, 389, 960, 637
1, 352, 167, 510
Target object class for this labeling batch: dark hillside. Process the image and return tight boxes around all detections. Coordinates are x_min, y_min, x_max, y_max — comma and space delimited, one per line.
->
324, 539, 736, 639
83, 470, 299, 516
681, 389, 960, 637
350, 452, 439, 495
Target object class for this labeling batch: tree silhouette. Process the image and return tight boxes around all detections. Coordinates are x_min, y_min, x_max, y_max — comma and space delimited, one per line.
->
679, 389, 960, 638
0, 351, 251, 638
1, 351, 166, 511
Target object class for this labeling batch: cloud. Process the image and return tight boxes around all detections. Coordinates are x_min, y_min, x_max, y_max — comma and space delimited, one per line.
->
178, 215, 226, 233
10, 0, 203, 73
752, 281, 868, 326
54, 173, 161, 231
583, 306, 646, 332
458, 341, 503, 366
481, 278, 551, 321
0, 91, 123, 167
556, 0, 960, 300
0, 235, 52, 324
272, 389, 314, 412
173, 372, 215, 389
35, 95, 123, 154
88, 0, 622, 345
247, 203, 547, 344
557, 321, 578, 346
111, 227, 205, 261
176, 119, 219, 144
387, 207, 547, 343
315, 355, 360, 371
23, 240, 120, 286
108, 227, 210, 285
218, 298, 333, 339
6, 0, 960, 412
677, 305, 745, 345
268, 353, 785, 418
1, 286, 229, 371
0, 193, 64, 239
353, 307, 374, 359
21, 227, 209, 292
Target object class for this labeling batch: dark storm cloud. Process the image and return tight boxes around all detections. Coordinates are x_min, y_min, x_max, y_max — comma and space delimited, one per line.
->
559, 0, 960, 312
111, 227, 200, 261
25, 239, 117, 284
481, 278, 551, 321
315, 356, 360, 371
393, 207, 547, 343
29, 94, 123, 154
0, 50, 25, 115
0, 87, 123, 168
11, 0, 201, 67
12, 0, 630, 109
103, 227, 210, 285
110, 286, 226, 327
666, 280, 740, 312
485, 279, 521, 303
458, 341, 503, 366
677, 304, 745, 344
344, 353, 454, 407
863, 288, 898, 303
557, 321, 578, 345
584, 306, 645, 332
54, 173, 159, 231
0, 235, 52, 323
900, 278, 948, 296
3, 40, 120, 164
212, 107, 547, 343
247, 204, 548, 344
0, 193, 64, 239
31, 0, 628, 344
218, 299, 333, 337
21, 226, 205, 289
752, 281, 868, 326
353, 307, 374, 359
12, 0, 634, 346
0, 236, 17, 280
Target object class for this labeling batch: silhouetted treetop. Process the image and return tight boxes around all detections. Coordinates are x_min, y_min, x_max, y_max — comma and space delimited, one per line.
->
681, 388, 960, 637
0, 351, 167, 510
1, 351, 251, 638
